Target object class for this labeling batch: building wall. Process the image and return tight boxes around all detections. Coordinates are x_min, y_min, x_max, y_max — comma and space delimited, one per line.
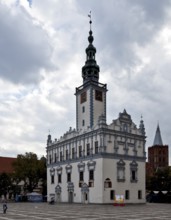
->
103, 158, 145, 204
47, 155, 145, 204
47, 158, 104, 203
148, 145, 168, 173
77, 89, 91, 130
47, 109, 146, 204
76, 83, 106, 131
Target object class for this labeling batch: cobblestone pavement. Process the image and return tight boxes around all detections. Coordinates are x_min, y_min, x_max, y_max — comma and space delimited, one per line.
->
0, 202, 171, 220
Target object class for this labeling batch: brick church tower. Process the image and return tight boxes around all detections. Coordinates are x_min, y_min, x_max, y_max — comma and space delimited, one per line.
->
147, 124, 169, 176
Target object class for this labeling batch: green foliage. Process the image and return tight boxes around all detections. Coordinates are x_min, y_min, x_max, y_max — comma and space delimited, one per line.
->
0, 172, 12, 198
13, 152, 47, 193
146, 167, 171, 191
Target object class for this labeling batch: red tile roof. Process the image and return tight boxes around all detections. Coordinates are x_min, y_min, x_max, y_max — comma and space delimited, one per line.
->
0, 157, 16, 174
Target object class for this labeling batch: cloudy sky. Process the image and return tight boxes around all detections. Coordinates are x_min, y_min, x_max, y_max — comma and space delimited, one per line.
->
0, 0, 171, 164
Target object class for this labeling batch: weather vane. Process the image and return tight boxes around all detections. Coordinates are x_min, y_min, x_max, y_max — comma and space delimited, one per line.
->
88, 11, 92, 30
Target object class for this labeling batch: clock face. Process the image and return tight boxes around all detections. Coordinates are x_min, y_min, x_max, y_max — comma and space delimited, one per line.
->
80, 91, 87, 103
95, 90, 103, 101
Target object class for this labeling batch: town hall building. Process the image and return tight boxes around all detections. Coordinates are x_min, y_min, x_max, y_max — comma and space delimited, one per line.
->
46, 18, 146, 204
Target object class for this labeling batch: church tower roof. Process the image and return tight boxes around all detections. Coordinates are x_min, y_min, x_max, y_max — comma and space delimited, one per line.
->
153, 123, 163, 146
82, 12, 100, 84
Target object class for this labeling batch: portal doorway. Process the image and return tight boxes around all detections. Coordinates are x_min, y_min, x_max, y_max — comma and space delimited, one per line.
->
81, 183, 89, 204
68, 191, 74, 203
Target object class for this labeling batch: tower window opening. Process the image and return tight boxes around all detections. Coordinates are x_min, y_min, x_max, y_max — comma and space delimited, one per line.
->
66, 149, 69, 160
87, 143, 90, 156
79, 145, 82, 157
49, 155, 52, 164
82, 106, 85, 113
72, 147, 75, 159
95, 141, 98, 154
60, 151, 63, 161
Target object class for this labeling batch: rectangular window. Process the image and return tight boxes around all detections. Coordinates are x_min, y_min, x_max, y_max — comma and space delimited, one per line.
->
66, 149, 69, 160
95, 90, 103, 101
82, 106, 85, 113
95, 141, 98, 154
79, 171, 84, 187
58, 174, 61, 183
80, 171, 84, 181
79, 145, 82, 157
138, 190, 142, 199
49, 155, 52, 164
80, 91, 87, 104
72, 147, 75, 159
54, 153, 57, 163
110, 190, 115, 200
132, 170, 136, 181
87, 143, 90, 156
51, 175, 54, 184
79, 182, 83, 187
89, 170, 94, 187
60, 152, 63, 161
67, 173, 71, 182
89, 170, 94, 180
89, 181, 94, 187
125, 190, 129, 200
82, 120, 85, 126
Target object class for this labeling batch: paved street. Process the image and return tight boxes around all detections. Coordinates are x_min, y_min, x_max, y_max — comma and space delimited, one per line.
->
0, 202, 171, 220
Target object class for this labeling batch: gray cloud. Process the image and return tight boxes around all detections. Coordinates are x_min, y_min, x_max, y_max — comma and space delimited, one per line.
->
0, 4, 55, 84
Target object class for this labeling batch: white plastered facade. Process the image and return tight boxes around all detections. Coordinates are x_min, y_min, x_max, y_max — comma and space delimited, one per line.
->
47, 111, 146, 204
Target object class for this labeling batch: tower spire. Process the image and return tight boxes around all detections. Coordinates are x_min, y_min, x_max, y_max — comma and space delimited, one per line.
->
82, 12, 100, 84
88, 11, 92, 31
153, 123, 163, 146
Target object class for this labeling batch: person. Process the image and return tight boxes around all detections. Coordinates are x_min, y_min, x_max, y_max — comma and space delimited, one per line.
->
3, 200, 8, 214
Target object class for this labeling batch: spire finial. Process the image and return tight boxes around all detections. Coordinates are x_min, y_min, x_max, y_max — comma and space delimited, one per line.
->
88, 11, 92, 31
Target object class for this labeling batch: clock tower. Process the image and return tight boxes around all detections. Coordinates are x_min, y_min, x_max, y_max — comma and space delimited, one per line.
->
75, 17, 107, 130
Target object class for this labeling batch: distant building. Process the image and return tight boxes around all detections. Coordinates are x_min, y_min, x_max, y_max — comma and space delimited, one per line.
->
0, 156, 16, 174
46, 19, 146, 204
146, 124, 169, 176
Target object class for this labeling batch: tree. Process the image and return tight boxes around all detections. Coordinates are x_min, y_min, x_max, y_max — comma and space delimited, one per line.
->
13, 152, 46, 193
146, 167, 171, 191
0, 173, 12, 198
39, 156, 47, 196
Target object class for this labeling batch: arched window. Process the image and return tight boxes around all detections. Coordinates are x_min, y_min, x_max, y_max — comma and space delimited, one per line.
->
104, 178, 112, 188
